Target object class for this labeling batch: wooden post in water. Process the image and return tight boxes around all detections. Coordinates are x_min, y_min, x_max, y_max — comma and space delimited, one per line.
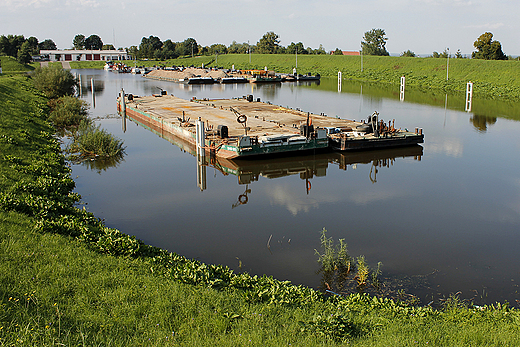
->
465, 81, 473, 112
338, 71, 342, 93
78, 74, 82, 95
400, 76, 405, 102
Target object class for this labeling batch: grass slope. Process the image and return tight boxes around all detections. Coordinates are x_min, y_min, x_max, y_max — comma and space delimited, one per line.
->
0, 56, 35, 75
1, 74, 520, 346
73, 54, 520, 100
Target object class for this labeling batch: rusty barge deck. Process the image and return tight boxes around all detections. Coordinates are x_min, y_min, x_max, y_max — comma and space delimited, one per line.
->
117, 93, 423, 159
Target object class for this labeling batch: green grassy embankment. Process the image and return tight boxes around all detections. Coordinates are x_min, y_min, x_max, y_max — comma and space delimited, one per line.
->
2, 67, 520, 346
72, 54, 519, 100
69, 61, 105, 69
0, 56, 36, 75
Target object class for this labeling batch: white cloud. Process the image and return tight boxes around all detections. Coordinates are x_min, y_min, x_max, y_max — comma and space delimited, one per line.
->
1, 0, 54, 9
415, 0, 473, 5
426, 138, 463, 158
1, 0, 100, 9
349, 188, 410, 206
464, 22, 505, 30
265, 184, 321, 215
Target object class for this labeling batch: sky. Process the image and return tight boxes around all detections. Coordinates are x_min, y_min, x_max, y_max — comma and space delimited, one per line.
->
1, 0, 518, 56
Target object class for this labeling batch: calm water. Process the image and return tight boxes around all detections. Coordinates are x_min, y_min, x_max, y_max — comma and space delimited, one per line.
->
72, 69, 520, 305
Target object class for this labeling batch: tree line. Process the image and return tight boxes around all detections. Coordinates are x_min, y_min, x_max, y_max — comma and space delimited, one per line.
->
72, 34, 116, 51
127, 32, 328, 60
1, 30, 513, 66
363, 29, 509, 60
0, 35, 57, 64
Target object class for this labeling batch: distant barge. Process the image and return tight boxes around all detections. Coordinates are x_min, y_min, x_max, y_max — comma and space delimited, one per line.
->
117, 93, 423, 159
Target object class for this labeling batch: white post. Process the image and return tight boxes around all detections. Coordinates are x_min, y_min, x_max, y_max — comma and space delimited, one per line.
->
400, 76, 405, 102
196, 156, 207, 191
196, 117, 205, 153
446, 48, 450, 81
195, 117, 206, 191
338, 71, 342, 93
120, 88, 126, 116
465, 81, 473, 112
91, 78, 95, 108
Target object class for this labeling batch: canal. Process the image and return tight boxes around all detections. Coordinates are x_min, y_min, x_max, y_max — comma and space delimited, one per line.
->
71, 69, 520, 306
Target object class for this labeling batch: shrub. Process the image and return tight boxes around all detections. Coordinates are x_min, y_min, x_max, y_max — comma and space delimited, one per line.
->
32, 65, 77, 99
48, 95, 89, 128
68, 120, 125, 158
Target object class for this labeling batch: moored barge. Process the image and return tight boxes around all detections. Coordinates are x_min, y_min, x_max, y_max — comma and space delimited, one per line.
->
117, 93, 423, 159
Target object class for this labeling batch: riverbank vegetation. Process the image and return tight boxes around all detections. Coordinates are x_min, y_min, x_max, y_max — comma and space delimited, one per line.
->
2, 70, 520, 345
67, 120, 125, 159
30, 64, 126, 160
70, 53, 520, 100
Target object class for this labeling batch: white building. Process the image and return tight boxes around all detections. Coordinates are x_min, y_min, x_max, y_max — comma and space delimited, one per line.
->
39, 49, 131, 62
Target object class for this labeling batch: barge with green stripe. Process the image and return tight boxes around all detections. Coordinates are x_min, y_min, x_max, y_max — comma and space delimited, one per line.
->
117, 93, 423, 160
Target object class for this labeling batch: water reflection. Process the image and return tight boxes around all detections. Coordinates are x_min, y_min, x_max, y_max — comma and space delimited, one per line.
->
309, 77, 520, 120
470, 115, 497, 133
71, 69, 520, 306
77, 74, 105, 96
71, 153, 126, 174
121, 102, 423, 201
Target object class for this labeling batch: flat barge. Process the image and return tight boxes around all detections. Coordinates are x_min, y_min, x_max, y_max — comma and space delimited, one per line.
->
117, 93, 423, 159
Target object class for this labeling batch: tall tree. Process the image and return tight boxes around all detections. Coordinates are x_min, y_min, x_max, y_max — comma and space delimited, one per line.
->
73, 34, 85, 49
287, 42, 307, 54
313, 44, 327, 55
102, 44, 115, 50
0, 35, 25, 57
159, 40, 177, 59
138, 36, 163, 58
183, 38, 198, 57
472, 32, 507, 60
17, 41, 32, 64
38, 39, 57, 50
400, 50, 416, 57
256, 32, 280, 54
25, 37, 39, 55
127, 45, 138, 59
361, 28, 389, 56
228, 41, 248, 54
208, 43, 227, 55
84, 35, 103, 50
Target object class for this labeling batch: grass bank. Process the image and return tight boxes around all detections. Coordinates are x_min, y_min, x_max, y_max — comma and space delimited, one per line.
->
0, 56, 36, 75
2, 74, 520, 346
73, 54, 520, 100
